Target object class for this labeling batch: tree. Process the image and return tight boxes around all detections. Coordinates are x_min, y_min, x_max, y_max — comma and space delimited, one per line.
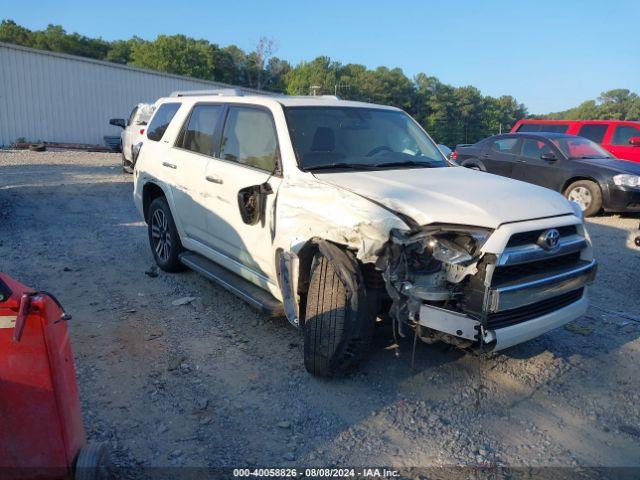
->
129, 35, 213, 79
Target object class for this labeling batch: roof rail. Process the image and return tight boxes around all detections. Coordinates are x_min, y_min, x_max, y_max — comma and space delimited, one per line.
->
169, 88, 244, 97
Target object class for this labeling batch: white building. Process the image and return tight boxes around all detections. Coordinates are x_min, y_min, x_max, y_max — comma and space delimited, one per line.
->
0, 41, 270, 147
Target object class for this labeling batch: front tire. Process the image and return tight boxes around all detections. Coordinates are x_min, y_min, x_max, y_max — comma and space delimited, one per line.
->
147, 197, 183, 272
303, 245, 374, 377
565, 180, 602, 217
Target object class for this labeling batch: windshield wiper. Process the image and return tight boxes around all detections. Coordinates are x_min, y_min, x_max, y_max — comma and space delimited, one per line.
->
372, 160, 439, 168
304, 163, 374, 171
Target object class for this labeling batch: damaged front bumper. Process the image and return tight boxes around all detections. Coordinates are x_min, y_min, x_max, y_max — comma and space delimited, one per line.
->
382, 221, 597, 351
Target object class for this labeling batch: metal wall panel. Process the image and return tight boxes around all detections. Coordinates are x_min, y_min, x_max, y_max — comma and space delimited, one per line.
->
0, 42, 271, 146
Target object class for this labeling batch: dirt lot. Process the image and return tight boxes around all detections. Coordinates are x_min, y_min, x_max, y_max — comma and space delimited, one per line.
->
1, 150, 639, 477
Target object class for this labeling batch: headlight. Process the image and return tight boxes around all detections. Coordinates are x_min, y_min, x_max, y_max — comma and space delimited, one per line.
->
426, 229, 491, 265
613, 174, 640, 187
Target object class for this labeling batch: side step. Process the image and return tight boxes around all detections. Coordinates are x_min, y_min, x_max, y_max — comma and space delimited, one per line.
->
179, 251, 284, 317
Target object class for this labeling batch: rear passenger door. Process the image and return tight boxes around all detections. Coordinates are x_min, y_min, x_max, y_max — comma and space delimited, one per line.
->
170, 104, 224, 246
483, 137, 521, 177
203, 105, 282, 281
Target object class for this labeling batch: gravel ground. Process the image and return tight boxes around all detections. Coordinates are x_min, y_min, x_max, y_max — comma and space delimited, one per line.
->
1, 150, 639, 478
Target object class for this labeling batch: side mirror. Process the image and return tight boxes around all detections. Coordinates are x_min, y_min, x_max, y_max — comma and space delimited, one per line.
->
109, 118, 126, 129
540, 152, 557, 161
629, 136, 640, 146
237, 183, 273, 226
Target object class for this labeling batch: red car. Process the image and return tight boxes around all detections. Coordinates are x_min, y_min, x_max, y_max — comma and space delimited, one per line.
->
511, 119, 640, 163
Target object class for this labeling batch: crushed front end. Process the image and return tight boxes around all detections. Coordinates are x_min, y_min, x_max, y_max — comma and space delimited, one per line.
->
377, 217, 597, 352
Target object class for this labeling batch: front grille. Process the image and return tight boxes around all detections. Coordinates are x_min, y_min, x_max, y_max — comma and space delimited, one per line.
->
492, 252, 581, 285
486, 288, 583, 329
506, 225, 577, 248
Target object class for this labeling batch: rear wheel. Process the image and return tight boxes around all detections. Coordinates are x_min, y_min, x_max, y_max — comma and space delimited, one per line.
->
122, 149, 133, 174
565, 180, 602, 217
303, 244, 374, 377
147, 197, 183, 272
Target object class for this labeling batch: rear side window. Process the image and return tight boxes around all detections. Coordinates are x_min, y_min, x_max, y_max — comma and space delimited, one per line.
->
611, 125, 640, 145
577, 124, 607, 143
491, 138, 519, 154
178, 105, 223, 156
147, 103, 181, 141
219, 107, 278, 172
517, 123, 568, 133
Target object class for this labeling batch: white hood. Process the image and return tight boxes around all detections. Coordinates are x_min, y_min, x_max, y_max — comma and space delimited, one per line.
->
314, 167, 573, 229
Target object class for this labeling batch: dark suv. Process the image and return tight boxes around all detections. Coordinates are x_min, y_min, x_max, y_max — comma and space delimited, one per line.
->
454, 132, 640, 216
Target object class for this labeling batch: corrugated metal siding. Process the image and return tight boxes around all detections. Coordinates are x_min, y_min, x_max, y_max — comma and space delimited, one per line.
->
0, 42, 272, 146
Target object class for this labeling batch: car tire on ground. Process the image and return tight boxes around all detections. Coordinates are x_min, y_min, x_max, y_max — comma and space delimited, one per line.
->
147, 197, 184, 272
303, 243, 374, 377
564, 180, 602, 217
122, 150, 133, 174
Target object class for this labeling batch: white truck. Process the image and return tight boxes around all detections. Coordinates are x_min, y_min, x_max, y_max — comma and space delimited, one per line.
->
133, 89, 596, 376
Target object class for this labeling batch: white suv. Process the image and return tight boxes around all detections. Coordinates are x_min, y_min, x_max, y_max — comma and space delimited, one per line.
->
110, 103, 155, 173
133, 90, 596, 376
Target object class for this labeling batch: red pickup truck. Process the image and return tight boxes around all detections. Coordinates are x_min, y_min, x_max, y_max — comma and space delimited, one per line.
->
511, 120, 640, 163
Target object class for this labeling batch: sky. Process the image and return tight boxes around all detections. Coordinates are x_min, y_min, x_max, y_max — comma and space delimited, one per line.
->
2, 0, 639, 114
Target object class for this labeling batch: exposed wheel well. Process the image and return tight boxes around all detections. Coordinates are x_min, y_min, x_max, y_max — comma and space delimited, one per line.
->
461, 158, 485, 171
562, 177, 600, 193
142, 183, 166, 222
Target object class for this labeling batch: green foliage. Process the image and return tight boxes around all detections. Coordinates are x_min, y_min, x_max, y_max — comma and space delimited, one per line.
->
542, 89, 640, 121
2, 19, 636, 146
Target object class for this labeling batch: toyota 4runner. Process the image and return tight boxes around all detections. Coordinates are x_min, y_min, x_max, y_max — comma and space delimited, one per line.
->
133, 89, 597, 376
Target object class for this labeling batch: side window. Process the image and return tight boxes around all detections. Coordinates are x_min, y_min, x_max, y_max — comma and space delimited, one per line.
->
577, 124, 607, 143
491, 138, 519, 154
517, 123, 543, 132
127, 106, 138, 127
147, 103, 181, 142
521, 139, 553, 159
179, 105, 223, 156
611, 125, 640, 145
219, 107, 278, 171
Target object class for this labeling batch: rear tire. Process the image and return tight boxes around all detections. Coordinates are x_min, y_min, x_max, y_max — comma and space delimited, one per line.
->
147, 197, 184, 272
303, 245, 374, 377
564, 180, 602, 217
122, 149, 133, 174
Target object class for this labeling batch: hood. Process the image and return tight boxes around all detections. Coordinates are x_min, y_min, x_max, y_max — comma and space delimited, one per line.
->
574, 157, 640, 175
314, 167, 574, 229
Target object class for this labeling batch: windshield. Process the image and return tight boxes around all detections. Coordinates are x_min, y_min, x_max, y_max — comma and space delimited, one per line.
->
284, 107, 447, 171
551, 136, 612, 159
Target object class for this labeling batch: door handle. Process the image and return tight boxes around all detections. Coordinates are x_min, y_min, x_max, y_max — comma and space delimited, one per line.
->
162, 162, 177, 169
206, 175, 223, 184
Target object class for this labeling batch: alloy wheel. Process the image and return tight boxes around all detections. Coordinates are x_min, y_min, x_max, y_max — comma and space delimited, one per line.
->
567, 186, 592, 211
151, 209, 171, 262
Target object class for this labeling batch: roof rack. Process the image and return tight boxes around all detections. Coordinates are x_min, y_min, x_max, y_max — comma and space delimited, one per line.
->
169, 88, 243, 97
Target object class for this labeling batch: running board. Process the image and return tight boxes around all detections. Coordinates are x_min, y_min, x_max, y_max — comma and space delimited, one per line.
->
179, 251, 284, 317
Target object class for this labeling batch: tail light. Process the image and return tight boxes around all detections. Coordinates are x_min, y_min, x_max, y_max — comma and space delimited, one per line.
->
452, 150, 459, 161
140, 129, 145, 135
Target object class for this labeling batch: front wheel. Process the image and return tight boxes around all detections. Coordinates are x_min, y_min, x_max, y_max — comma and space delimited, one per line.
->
303, 244, 374, 377
147, 197, 183, 272
564, 180, 602, 217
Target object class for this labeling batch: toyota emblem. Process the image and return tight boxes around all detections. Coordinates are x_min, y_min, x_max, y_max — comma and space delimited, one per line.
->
538, 228, 560, 250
